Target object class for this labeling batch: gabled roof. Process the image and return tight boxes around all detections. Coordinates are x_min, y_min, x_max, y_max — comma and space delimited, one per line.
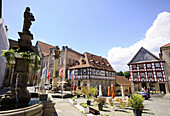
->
69, 52, 115, 72
128, 47, 162, 64
36, 41, 54, 56
116, 76, 131, 86
161, 43, 170, 48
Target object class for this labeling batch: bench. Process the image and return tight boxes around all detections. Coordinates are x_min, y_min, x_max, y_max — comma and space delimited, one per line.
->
89, 106, 100, 115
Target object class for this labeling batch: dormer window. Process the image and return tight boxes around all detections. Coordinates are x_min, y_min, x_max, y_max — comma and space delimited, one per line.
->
76, 61, 79, 65
89, 55, 93, 59
90, 59, 94, 62
101, 58, 104, 62
96, 61, 100, 66
82, 59, 86, 64
82, 55, 85, 58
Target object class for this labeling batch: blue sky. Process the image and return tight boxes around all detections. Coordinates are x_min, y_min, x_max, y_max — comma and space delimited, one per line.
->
3, 0, 170, 71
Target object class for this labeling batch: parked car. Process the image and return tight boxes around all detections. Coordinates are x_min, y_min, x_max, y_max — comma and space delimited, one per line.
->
137, 92, 150, 100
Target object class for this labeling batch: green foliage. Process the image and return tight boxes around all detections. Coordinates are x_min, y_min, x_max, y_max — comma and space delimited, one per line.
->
97, 97, 105, 105
92, 87, 98, 96
19, 51, 40, 72
80, 102, 87, 108
1, 49, 14, 67
116, 71, 124, 76
1, 49, 40, 72
100, 115, 109, 116
71, 97, 75, 101
129, 93, 144, 110
81, 87, 87, 95
88, 87, 98, 96
124, 71, 130, 79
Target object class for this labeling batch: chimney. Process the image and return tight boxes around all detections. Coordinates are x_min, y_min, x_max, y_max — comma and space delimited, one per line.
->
5, 25, 8, 32
62, 46, 65, 51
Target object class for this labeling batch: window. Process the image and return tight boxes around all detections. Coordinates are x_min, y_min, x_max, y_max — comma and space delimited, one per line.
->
61, 57, 64, 65
132, 65, 137, 69
96, 70, 100, 75
83, 69, 87, 75
58, 58, 60, 65
82, 59, 86, 64
76, 61, 79, 65
139, 64, 144, 69
133, 73, 138, 78
69, 58, 71, 64
148, 72, 153, 78
157, 72, 162, 78
91, 69, 95, 75
147, 64, 152, 68
83, 81, 87, 86
155, 63, 160, 68
105, 71, 108, 76
140, 73, 145, 78
78, 69, 81, 75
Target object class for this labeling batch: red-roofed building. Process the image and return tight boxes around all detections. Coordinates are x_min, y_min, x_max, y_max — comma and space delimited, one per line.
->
69, 52, 116, 96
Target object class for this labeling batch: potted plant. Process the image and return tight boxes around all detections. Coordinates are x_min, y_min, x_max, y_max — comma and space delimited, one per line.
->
129, 93, 144, 116
86, 87, 93, 105
97, 97, 105, 111
69, 97, 77, 105
79, 102, 89, 114
81, 87, 87, 98
86, 93, 92, 105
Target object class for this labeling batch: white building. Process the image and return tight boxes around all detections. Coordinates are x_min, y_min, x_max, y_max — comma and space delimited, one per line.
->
0, 19, 9, 88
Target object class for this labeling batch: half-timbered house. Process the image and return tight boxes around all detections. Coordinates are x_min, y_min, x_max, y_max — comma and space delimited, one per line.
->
128, 47, 169, 94
69, 52, 116, 96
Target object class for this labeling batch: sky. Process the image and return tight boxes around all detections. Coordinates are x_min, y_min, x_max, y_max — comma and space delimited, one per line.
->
2, 0, 170, 71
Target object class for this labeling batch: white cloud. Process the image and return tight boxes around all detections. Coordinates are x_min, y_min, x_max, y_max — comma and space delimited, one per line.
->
108, 12, 170, 71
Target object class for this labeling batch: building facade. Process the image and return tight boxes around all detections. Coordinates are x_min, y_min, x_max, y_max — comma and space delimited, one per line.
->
0, 19, 9, 88
36, 41, 82, 84
58, 46, 82, 80
69, 52, 116, 96
128, 47, 168, 94
160, 43, 170, 92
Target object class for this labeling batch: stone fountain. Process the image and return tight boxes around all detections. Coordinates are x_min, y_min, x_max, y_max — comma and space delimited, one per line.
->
0, 7, 35, 109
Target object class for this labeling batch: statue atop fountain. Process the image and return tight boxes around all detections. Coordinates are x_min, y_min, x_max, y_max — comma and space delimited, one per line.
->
22, 7, 35, 34
0, 7, 36, 109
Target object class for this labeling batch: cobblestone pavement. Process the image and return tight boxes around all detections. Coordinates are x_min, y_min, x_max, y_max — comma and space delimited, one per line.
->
143, 96, 170, 116
52, 98, 84, 116
64, 95, 170, 116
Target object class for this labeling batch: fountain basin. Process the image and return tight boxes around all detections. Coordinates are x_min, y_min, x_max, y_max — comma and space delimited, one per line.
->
0, 102, 43, 116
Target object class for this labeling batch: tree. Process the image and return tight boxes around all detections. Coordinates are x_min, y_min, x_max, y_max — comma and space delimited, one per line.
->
116, 71, 124, 76
124, 71, 130, 79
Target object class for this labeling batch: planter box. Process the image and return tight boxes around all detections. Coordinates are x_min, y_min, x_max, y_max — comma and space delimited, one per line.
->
69, 98, 77, 105
78, 104, 89, 114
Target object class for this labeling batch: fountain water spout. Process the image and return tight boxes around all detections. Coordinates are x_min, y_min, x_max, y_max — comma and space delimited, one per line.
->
15, 72, 20, 107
